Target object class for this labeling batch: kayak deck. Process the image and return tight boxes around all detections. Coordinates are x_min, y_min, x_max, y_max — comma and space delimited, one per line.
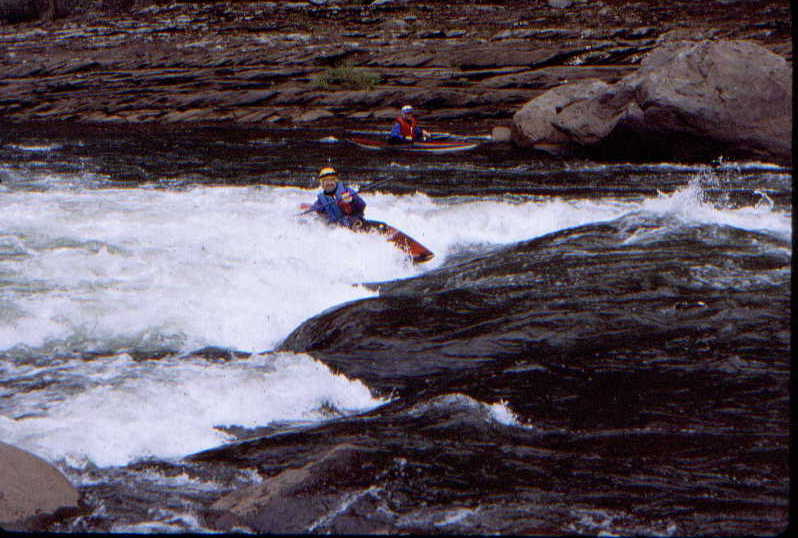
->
348, 136, 479, 154
360, 219, 434, 263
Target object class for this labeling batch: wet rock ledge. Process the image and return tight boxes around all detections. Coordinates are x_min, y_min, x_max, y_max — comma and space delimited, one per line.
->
0, 0, 792, 162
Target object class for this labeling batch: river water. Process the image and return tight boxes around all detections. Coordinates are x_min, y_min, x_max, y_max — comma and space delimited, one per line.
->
0, 124, 790, 534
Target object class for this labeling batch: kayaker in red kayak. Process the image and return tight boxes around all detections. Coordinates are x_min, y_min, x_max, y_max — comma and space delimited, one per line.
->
307, 167, 367, 228
388, 105, 430, 143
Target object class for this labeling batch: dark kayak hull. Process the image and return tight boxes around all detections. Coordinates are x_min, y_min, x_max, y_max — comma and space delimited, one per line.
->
299, 205, 434, 263
348, 136, 479, 154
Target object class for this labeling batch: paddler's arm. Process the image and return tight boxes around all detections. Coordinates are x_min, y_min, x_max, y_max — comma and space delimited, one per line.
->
310, 197, 331, 214
388, 123, 411, 143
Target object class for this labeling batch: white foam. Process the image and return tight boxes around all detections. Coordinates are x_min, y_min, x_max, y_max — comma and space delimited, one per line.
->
7, 143, 64, 152
0, 186, 410, 353
0, 351, 387, 468
487, 399, 523, 427
641, 175, 792, 240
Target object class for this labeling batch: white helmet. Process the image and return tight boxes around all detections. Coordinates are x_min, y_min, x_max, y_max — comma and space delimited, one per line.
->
401, 105, 413, 114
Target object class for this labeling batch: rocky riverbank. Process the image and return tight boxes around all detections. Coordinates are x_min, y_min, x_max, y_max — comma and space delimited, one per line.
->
0, 0, 791, 147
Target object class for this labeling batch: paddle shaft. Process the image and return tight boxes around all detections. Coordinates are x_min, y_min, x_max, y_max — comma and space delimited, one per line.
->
355, 176, 392, 193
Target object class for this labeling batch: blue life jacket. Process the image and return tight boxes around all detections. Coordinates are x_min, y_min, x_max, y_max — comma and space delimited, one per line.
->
312, 182, 366, 226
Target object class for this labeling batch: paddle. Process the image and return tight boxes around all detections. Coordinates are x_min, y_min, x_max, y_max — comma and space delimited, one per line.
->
297, 176, 392, 216
354, 176, 393, 193
430, 132, 493, 142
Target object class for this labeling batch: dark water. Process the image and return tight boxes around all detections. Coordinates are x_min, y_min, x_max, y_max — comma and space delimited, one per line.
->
1, 123, 791, 535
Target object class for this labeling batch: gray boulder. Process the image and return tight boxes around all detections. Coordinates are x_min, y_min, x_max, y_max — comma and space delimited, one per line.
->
512, 39, 792, 163
512, 79, 616, 154
0, 441, 81, 531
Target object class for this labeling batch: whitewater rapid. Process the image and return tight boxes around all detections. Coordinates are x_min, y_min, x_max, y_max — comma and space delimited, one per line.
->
0, 183, 650, 354
0, 168, 790, 470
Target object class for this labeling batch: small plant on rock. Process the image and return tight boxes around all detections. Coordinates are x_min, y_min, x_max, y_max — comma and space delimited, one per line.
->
311, 62, 381, 91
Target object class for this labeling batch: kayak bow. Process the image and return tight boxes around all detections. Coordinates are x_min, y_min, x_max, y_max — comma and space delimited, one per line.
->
299, 204, 434, 264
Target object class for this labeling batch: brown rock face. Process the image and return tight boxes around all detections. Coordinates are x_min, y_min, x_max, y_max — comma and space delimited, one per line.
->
0, 441, 81, 531
512, 39, 792, 164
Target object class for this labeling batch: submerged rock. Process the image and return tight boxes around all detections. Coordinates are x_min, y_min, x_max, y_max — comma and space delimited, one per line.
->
205, 443, 394, 533
279, 214, 791, 398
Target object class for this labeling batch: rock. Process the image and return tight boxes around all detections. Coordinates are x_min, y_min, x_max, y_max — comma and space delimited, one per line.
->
512, 39, 792, 163
293, 108, 336, 122
481, 65, 635, 89
371, 0, 409, 6
205, 443, 391, 533
316, 88, 403, 107
656, 28, 721, 43
382, 17, 410, 32
417, 29, 446, 39
491, 126, 512, 142
0, 441, 81, 531
619, 39, 792, 163
444, 45, 569, 70
512, 79, 614, 152
372, 107, 400, 120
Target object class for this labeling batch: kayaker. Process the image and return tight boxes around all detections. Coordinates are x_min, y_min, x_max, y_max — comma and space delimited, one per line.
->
388, 105, 430, 143
308, 167, 366, 228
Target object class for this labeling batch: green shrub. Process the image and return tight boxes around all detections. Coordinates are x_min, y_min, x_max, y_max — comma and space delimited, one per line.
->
311, 63, 381, 91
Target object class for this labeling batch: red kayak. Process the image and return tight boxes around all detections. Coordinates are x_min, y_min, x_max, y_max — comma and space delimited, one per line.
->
300, 204, 434, 263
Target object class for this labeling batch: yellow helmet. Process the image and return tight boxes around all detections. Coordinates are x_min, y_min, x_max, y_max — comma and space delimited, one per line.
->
318, 167, 337, 180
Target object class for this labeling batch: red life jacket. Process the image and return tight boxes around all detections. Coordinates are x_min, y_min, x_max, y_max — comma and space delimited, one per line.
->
395, 115, 418, 138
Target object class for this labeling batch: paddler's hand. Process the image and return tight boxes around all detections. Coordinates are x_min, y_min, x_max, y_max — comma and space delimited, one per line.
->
350, 218, 364, 230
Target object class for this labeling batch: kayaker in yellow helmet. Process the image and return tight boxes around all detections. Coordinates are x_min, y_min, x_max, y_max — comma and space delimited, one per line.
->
307, 167, 366, 228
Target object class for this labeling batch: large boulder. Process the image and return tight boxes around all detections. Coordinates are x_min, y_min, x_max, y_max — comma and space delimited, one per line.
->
512, 39, 792, 164
0, 441, 81, 531
512, 79, 621, 154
